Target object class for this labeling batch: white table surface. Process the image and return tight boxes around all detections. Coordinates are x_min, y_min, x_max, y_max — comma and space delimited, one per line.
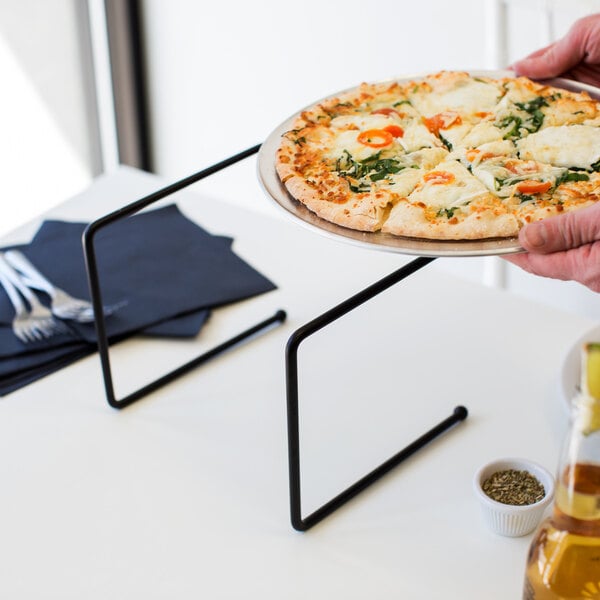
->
0, 163, 595, 599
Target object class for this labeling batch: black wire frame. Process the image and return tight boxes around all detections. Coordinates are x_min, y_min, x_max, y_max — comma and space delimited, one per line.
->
82, 144, 286, 409
285, 256, 468, 530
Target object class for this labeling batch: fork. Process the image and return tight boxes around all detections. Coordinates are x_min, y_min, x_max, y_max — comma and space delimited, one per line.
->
4, 250, 97, 323
0, 254, 67, 341
0, 269, 35, 343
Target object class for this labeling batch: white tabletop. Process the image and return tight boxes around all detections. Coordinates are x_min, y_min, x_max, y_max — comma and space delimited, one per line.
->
0, 164, 594, 599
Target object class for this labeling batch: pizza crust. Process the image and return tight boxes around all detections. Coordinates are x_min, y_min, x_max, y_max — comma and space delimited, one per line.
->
382, 201, 519, 240
283, 175, 393, 232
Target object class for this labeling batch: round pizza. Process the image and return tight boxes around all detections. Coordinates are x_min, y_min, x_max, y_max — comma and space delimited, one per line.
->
275, 71, 600, 240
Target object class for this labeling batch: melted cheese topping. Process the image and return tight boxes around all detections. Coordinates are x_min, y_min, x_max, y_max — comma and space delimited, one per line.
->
385, 148, 448, 195
330, 114, 391, 131
399, 123, 441, 152
498, 82, 539, 106
438, 122, 472, 148
411, 79, 502, 118
473, 158, 564, 197
386, 168, 424, 196
327, 129, 389, 161
456, 121, 505, 150
408, 160, 490, 209
325, 113, 439, 161
516, 125, 600, 169
543, 97, 600, 128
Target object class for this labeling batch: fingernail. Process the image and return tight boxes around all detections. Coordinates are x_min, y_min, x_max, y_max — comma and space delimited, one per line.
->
522, 223, 546, 249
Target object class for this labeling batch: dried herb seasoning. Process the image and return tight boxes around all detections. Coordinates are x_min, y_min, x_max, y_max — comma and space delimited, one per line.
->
482, 469, 545, 506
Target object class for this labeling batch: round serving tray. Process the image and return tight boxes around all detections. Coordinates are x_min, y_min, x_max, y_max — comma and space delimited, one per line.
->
257, 70, 600, 258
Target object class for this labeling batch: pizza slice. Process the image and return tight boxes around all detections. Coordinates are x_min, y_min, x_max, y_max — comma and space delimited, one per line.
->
531, 84, 600, 129
449, 77, 547, 158
321, 99, 443, 159
469, 153, 600, 225
381, 159, 518, 239
405, 71, 506, 150
512, 172, 600, 225
458, 77, 600, 150
470, 155, 564, 199
516, 124, 600, 171
451, 77, 600, 163
278, 147, 448, 232
491, 76, 556, 140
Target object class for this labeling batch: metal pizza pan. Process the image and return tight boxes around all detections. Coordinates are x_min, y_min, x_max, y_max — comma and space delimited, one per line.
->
257, 70, 600, 258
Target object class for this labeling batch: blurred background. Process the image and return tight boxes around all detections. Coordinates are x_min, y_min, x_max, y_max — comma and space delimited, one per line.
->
2, 0, 600, 316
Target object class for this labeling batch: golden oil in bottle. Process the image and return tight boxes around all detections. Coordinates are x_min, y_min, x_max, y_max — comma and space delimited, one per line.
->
523, 463, 600, 599
523, 344, 600, 599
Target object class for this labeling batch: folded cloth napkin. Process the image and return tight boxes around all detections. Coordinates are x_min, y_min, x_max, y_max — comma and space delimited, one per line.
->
30, 214, 223, 340
0, 204, 276, 394
0, 309, 213, 396
139, 308, 212, 337
0, 345, 94, 396
0, 340, 91, 378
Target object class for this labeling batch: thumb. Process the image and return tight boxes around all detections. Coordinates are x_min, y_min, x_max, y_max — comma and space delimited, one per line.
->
520, 203, 600, 254
512, 27, 585, 79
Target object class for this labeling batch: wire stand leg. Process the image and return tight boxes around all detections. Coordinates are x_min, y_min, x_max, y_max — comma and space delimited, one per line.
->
83, 145, 286, 409
286, 256, 468, 531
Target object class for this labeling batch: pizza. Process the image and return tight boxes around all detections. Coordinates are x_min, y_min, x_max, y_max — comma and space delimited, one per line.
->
275, 71, 600, 240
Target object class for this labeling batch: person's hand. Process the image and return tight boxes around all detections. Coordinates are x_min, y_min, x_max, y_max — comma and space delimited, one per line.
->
507, 13, 600, 291
504, 203, 600, 292
512, 13, 600, 87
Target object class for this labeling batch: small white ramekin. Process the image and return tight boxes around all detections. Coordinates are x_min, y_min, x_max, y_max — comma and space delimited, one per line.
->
473, 457, 555, 537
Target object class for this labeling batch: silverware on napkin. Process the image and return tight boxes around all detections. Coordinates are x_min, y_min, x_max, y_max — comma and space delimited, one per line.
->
0, 253, 67, 342
4, 250, 98, 323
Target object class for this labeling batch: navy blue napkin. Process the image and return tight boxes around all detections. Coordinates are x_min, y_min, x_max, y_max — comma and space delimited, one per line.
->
0, 346, 93, 396
29, 215, 227, 339
27, 210, 236, 339
0, 340, 91, 377
139, 309, 212, 337
0, 210, 217, 357
18, 205, 275, 343
0, 204, 276, 394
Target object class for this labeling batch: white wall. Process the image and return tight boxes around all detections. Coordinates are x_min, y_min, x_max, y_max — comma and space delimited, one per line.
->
0, 0, 100, 237
140, 0, 600, 318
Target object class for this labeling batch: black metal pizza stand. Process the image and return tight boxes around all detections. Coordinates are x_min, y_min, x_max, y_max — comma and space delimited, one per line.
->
82, 144, 468, 531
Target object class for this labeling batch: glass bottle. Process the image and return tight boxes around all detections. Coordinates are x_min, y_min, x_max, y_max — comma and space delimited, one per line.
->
523, 343, 600, 599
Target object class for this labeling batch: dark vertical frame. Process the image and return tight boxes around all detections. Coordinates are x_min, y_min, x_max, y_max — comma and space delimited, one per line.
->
104, 0, 152, 170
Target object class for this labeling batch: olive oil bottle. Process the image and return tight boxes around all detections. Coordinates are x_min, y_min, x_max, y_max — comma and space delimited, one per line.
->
523, 343, 600, 599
